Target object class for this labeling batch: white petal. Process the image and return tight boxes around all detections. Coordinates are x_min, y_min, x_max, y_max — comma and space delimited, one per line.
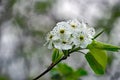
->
81, 22, 87, 28
48, 41, 53, 49
54, 42, 62, 50
56, 21, 67, 26
80, 39, 92, 48
80, 44, 87, 48
62, 44, 72, 50
52, 35, 60, 40
44, 41, 49, 46
67, 19, 81, 26
73, 38, 80, 45
87, 27, 95, 37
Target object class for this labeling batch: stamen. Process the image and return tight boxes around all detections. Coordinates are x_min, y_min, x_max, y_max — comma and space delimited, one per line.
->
49, 35, 53, 39
60, 29, 65, 34
71, 24, 76, 28
79, 36, 84, 41
62, 41, 67, 44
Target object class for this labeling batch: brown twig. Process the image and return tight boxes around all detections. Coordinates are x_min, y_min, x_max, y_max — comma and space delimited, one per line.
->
33, 56, 67, 80
33, 47, 81, 80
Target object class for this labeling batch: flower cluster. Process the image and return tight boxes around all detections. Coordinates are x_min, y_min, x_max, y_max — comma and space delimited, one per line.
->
45, 19, 95, 50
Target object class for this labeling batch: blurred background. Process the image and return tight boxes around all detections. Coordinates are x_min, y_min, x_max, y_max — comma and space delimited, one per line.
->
0, 0, 120, 80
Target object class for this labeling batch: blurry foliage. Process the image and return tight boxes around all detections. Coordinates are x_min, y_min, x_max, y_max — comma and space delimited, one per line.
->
50, 63, 87, 80
8, 0, 17, 8
13, 14, 44, 37
107, 52, 115, 66
95, 2, 120, 35
13, 14, 28, 29
0, 0, 17, 25
34, 0, 55, 13
0, 75, 9, 80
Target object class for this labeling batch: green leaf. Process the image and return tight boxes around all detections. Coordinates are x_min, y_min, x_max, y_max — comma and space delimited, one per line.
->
50, 68, 62, 80
90, 49, 107, 69
52, 48, 63, 63
57, 63, 74, 75
50, 63, 87, 80
52, 48, 59, 62
62, 50, 69, 56
85, 52, 105, 75
51, 63, 74, 80
87, 40, 120, 51
75, 68, 88, 77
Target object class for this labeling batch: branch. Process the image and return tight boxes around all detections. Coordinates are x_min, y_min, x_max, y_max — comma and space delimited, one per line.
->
33, 47, 82, 80
33, 55, 67, 80
76, 51, 86, 54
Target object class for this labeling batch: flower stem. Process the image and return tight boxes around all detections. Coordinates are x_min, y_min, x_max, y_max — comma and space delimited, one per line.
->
93, 29, 104, 40
33, 55, 67, 80
77, 51, 86, 54
33, 47, 82, 80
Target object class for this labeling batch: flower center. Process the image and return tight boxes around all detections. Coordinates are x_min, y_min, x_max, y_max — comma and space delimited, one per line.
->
49, 35, 53, 39
60, 29, 65, 34
71, 24, 76, 28
62, 41, 67, 44
79, 35, 84, 41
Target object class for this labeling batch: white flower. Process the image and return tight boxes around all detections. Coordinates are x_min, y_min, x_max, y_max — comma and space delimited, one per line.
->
45, 19, 95, 50
44, 31, 54, 49
52, 22, 73, 50
54, 37, 73, 50
81, 21, 87, 28
67, 19, 82, 33
87, 27, 95, 38
73, 30, 92, 48
53, 21, 72, 39
72, 24, 94, 48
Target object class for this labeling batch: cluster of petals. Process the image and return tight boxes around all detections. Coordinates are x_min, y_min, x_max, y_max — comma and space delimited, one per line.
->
45, 19, 95, 50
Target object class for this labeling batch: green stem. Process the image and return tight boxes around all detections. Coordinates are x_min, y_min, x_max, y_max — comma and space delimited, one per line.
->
69, 47, 81, 53
93, 29, 104, 40
76, 51, 86, 54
